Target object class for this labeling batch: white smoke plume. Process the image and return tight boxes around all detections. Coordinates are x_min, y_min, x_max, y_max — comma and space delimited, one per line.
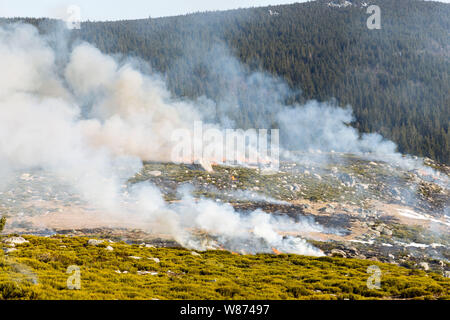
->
168, 43, 443, 175
127, 184, 324, 255
0, 23, 443, 256
0, 23, 325, 255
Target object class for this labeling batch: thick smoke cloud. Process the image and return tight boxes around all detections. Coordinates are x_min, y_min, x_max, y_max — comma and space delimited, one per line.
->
0, 23, 438, 255
277, 102, 397, 155
210, 46, 447, 178
0, 24, 326, 255
165, 44, 418, 166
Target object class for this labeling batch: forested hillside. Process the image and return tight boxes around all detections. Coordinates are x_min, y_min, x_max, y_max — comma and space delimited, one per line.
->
2, 0, 449, 163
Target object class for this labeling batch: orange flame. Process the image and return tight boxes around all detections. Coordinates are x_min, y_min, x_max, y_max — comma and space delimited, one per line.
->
272, 247, 282, 255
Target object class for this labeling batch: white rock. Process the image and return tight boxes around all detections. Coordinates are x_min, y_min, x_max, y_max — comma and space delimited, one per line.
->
87, 239, 104, 246
191, 251, 201, 257
129, 256, 142, 260
3, 247, 17, 254
3, 237, 29, 245
381, 228, 393, 236
330, 249, 347, 258
105, 246, 114, 251
419, 262, 429, 271
137, 271, 158, 276
148, 171, 162, 177
148, 257, 160, 263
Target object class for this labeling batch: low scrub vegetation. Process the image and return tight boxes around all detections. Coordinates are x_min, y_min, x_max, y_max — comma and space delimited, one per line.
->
0, 235, 448, 300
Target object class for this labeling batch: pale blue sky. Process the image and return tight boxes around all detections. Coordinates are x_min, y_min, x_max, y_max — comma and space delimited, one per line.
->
0, 0, 311, 21
1, 0, 447, 21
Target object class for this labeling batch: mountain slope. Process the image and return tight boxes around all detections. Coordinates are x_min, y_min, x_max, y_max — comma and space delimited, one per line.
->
1, 0, 449, 163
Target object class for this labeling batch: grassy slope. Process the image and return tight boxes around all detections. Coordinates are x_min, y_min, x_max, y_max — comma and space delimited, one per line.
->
0, 235, 448, 300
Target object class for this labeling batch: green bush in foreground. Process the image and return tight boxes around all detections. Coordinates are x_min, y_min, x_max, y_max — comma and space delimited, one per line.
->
0, 235, 448, 300
0, 217, 6, 233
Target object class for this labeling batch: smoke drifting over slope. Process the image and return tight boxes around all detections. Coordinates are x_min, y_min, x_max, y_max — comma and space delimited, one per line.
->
0, 23, 439, 255
165, 43, 429, 169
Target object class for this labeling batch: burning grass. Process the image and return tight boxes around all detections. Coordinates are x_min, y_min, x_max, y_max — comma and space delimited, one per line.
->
0, 235, 448, 300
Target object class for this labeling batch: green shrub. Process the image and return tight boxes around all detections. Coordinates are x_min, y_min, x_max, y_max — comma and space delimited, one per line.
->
401, 287, 428, 298
216, 286, 240, 298
0, 282, 37, 300
0, 216, 6, 233
287, 286, 313, 298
